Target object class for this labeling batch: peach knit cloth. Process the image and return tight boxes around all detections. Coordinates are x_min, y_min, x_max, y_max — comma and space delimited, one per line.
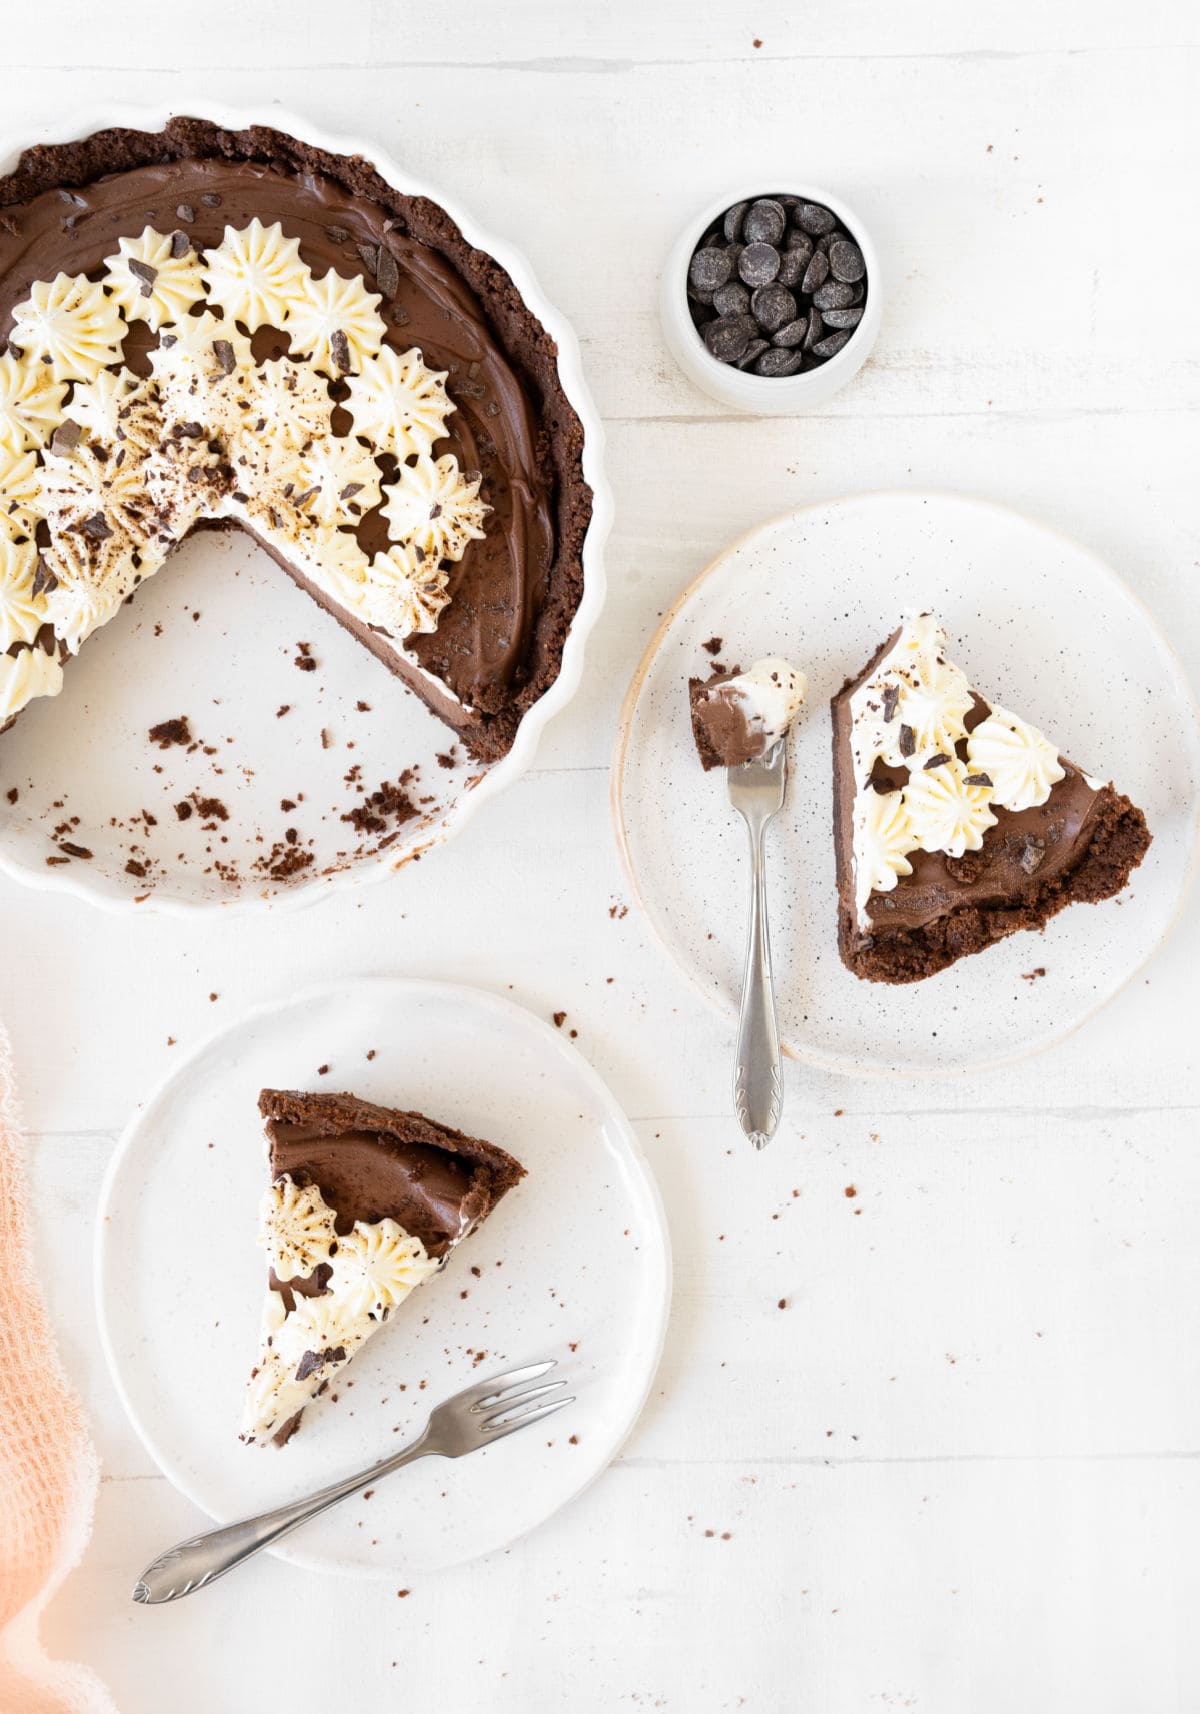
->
0, 1025, 117, 1714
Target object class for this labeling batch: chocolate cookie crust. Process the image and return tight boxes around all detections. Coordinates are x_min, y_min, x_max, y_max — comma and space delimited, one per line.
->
0, 117, 592, 762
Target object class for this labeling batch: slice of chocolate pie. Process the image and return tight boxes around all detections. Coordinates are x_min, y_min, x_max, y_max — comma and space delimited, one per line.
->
242, 1087, 525, 1446
832, 614, 1151, 983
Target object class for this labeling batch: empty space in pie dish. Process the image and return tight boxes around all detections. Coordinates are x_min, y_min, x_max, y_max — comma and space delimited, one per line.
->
0, 527, 482, 908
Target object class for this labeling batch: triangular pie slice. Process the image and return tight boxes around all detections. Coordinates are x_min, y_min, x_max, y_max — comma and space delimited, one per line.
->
832, 614, 1152, 983
241, 1088, 525, 1447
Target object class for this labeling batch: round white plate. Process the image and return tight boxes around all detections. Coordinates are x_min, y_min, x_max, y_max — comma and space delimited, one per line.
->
0, 102, 611, 917
614, 491, 1200, 1077
95, 979, 670, 1577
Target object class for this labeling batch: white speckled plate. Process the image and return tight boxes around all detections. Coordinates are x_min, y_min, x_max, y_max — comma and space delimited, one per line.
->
95, 979, 669, 1577
614, 492, 1200, 1077
0, 102, 611, 916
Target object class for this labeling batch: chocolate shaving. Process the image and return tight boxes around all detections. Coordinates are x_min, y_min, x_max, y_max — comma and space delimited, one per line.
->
881, 684, 900, 721
376, 245, 399, 300
965, 772, 993, 788
1016, 834, 1046, 876
325, 224, 349, 243
80, 513, 112, 541
170, 229, 191, 258
212, 338, 236, 375
922, 752, 949, 769
330, 329, 351, 374
127, 257, 157, 295
898, 724, 915, 758
200, 192, 221, 207
338, 482, 363, 500
356, 242, 379, 276
31, 557, 57, 597
175, 203, 195, 222
50, 419, 80, 454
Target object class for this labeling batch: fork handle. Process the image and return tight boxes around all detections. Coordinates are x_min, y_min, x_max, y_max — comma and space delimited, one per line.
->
734, 813, 783, 1149
133, 1428, 431, 1603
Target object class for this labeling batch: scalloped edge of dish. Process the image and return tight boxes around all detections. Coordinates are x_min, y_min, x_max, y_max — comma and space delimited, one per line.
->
0, 100, 612, 916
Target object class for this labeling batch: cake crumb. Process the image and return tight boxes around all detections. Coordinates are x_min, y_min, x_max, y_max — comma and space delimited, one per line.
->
778, 1298, 788, 1310
294, 642, 317, 672
702, 636, 723, 655
844, 1185, 857, 1199
366, 1048, 376, 1061
317, 1063, 330, 1076
1021, 966, 1047, 982
552, 1011, 567, 1029
148, 715, 191, 749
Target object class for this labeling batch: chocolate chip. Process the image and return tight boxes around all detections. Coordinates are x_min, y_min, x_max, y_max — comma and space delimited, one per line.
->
170, 229, 191, 259
803, 308, 825, 350
801, 249, 829, 295
712, 281, 751, 317
829, 240, 866, 282
376, 245, 399, 300
753, 346, 803, 377
201, 192, 221, 207
212, 339, 236, 375
80, 513, 112, 540
899, 724, 915, 757
742, 199, 786, 244
723, 200, 749, 242
882, 685, 900, 720
750, 283, 798, 333
738, 242, 781, 287
771, 317, 808, 347
965, 772, 993, 787
330, 329, 352, 374
325, 224, 350, 243
703, 314, 757, 363
127, 258, 157, 297
689, 246, 733, 293
735, 338, 770, 370
785, 228, 814, 255
795, 201, 836, 236
812, 329, 852, 357
812, 278, 856, 312
175, 203, 194, 222
923, 752, 950, 769
775, 247, 807, 289
821, 305, 864, 330
50, 419, 81, 453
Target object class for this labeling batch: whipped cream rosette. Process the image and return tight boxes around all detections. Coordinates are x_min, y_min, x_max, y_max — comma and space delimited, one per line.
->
846, 614, 1072, 928
0, 221, 491, 728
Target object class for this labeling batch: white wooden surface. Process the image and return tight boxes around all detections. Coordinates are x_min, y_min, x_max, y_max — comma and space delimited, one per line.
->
6, 2, 1200, 1708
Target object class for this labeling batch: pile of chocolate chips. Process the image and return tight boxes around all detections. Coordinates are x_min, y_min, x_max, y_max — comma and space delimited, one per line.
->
687, 196, 868, 376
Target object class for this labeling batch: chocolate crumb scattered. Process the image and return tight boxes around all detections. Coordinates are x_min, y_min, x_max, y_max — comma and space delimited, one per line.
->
1021, 966, 1047, 982
844, 1184, 857, 1199
174, 800, 193, 821
149, 716, 191, 749
317, 1063, 330, 1076
702, 636, 723, 656
552, 1011, 567, 1028
125, 859, 146, 877
5, 788, 16, 804
56, 840, 92, 859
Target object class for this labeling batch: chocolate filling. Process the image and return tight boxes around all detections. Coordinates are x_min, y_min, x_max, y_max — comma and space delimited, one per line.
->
0, 119, 593, 761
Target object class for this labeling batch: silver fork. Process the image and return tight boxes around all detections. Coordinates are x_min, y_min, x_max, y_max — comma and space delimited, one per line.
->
132, 1360, 572, 1603
728, 739, 786, 1149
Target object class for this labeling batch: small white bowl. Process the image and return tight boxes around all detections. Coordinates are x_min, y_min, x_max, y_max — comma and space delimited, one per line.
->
660, 182, 882, 414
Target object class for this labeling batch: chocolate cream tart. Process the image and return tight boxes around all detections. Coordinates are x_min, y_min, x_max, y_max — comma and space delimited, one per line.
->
832, 614, 1151, 983
243, 1087, 525, 1447
0, 118, 591, 762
